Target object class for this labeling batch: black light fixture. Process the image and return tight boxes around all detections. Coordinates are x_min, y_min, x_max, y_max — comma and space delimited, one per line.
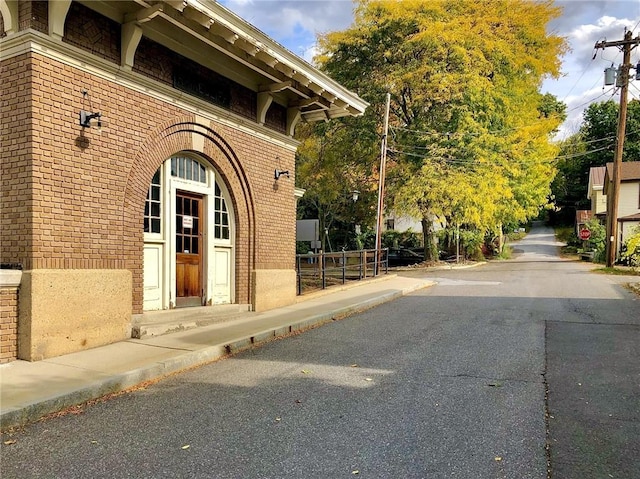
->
79, 110, 101, 129
79, 89, 102, 130
274, 169, 290, 180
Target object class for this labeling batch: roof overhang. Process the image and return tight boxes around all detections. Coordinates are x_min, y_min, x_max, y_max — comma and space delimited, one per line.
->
76, 0, 367, 128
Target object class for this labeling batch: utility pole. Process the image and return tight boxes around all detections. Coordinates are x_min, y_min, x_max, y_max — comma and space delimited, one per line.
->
375, 93, 391, 273
594, 31, 640, 267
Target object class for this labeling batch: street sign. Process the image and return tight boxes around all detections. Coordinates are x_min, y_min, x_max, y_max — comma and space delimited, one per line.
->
579, 228, 591, 240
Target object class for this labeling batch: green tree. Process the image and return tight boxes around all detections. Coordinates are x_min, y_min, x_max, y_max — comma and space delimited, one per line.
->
310, 0, 567, 259
296, 118, 379, 251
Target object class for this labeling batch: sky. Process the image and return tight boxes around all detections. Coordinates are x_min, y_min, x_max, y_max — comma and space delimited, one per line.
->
219, 0, 640, 140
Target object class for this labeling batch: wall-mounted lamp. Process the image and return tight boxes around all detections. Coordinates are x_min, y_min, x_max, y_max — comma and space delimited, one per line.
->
274, 169, 290, 180
351, 190, 360, 202
79, 90, 102, 130
79, 110, 102, 129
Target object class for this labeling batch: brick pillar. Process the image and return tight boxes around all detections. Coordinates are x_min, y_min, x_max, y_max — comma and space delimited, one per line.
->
0, 269, 21, 363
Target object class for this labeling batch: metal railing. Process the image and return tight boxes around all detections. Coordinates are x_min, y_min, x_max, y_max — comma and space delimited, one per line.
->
296, 248, 388, 295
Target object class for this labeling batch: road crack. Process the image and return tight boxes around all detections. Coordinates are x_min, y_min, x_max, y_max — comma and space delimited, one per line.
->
544, 319, 553, 479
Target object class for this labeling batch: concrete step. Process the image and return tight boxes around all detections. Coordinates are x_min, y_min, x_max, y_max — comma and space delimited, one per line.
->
131, 304, 252, 339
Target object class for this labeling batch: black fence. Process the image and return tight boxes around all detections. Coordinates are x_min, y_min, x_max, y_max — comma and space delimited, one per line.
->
296, 248, 389, 295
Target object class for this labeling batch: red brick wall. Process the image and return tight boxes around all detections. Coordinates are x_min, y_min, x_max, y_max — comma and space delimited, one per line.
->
0, 288, 19, 363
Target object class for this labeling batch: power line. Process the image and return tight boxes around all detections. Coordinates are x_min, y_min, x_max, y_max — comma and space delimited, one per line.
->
387, 142, 616, 166
388, 125, 640, 154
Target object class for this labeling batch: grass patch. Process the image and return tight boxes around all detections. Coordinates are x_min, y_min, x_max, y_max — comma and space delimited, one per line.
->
506, 232, 526, 242
592, 267, 640, 276
495, 246, 513, 260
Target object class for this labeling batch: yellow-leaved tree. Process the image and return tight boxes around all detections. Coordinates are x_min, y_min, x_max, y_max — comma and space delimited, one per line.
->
304, 0, 567, 259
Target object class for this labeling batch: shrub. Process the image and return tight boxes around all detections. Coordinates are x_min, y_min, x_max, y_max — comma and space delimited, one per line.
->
460, 229, 484, 261
583, 218, 606, 263
382, 229, 421, 249
621, 226, 640, 267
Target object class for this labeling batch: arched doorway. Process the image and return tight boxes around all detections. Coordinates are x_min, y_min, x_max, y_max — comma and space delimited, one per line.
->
143, 153, 235, 310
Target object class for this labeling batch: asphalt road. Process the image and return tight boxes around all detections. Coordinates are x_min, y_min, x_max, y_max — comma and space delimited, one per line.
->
1, 223, 638, 478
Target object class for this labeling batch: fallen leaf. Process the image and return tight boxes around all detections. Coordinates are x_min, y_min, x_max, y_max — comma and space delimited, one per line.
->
275, 417, 281, 422
301, 370, 311, 374
350, 364, 359, 368
352, 471, 359, 475
3, 440, 16, 445
182, 445, 190, 450
487, 382, 502, 388
295, 399, 303, 404
91, 441, 98, 444
495, 456, 502, 462
365, 378, 373, 382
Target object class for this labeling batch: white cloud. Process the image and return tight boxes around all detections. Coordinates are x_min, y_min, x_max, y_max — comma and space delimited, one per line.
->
543, 4, 640, 138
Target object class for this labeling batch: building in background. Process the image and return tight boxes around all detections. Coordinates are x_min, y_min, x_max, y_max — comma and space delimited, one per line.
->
604, 162, 640, 256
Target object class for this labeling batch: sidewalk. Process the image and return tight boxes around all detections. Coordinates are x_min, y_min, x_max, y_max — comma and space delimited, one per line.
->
0, 274, 435, 430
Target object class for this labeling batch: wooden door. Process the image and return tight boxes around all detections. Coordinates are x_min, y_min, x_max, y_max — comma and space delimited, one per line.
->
176, 192, 203, 307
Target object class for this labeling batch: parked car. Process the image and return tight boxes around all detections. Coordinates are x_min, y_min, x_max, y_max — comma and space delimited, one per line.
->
387, 248, 425, 267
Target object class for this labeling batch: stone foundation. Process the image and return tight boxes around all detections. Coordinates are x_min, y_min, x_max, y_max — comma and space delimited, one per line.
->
18, 269, 132, 361
252, 269, 296, 312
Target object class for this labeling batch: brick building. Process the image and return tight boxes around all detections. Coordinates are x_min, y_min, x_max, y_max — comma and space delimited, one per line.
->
0, 0, 367, 362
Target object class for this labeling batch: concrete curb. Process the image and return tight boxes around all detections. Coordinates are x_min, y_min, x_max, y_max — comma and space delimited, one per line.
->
1, 279, 435, 430
295, 274, 397, 303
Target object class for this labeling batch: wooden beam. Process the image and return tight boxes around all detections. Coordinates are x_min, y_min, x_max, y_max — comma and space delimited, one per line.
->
290, 96, 331, 110
0, 0, 18, 35
121, 22, 143, 70
235, 38, 259, 56
48, 0, 72, 40
287, 107, 302, 136
183, 6, 214, 28
210, 22, 239, 43
257, 92, 273, 125
307, 82, 325, 96
255, 51, 278, 68
164, 0, 187, 12
124, 4, 164, 24
259, 81, 292, 93
292, 72, 310, 87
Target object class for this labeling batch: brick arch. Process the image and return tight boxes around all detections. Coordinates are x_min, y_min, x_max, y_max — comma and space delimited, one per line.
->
123, 119, 257, 314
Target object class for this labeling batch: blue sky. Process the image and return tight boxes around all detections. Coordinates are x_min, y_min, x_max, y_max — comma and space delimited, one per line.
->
220, 0, 640, 139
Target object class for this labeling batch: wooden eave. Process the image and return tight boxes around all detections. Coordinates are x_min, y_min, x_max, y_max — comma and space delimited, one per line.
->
75, 0, 367, 130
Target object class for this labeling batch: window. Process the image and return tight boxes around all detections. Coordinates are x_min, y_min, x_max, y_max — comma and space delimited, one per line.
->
214, 182, 230, 240
171, 156, 206, 183
144, 168, 161, 233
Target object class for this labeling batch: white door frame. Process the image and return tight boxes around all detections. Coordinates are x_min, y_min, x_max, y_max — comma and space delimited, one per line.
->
143, 155, 235, 310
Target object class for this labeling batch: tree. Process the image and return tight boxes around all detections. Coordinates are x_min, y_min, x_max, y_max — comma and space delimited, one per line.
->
309, 0, 567, 259
296, 117, 380, 251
